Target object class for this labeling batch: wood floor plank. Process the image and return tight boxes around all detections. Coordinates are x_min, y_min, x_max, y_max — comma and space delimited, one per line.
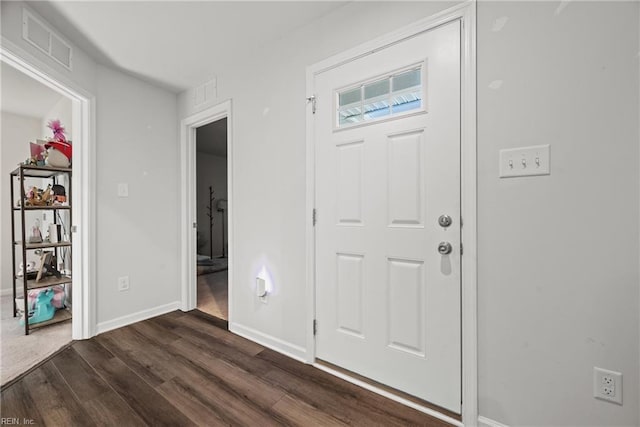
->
153, 339, 287, 425
156, 377, 230, 426
87, 351, 195, 426
95, 326, 181, 387
22, 362, 96, 427
51, 347, 111, 401
258, 348, 451, 426
97, 326, 209, 391
272, 394, 348, 427
160, 364, 286, 427
146, 311, 185, 332
72, 337, 116, 366
262, 366, 399, 426
52, 346, 147, 426
130, 317, 182, 346
81, 391, 147, 427
172, 311, 264, 356
168, 323, 273, 377
169, 337, 285, 408
0, 380, 45, 425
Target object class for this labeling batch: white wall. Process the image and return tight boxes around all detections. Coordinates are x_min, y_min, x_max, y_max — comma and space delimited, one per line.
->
93, 66, 179, 325
0, 112, 42, 294
477, 2, 639, 426
179, 1, 639, 425
196, 152, 227, 258
2, 1, 181, 329
40, 97, 72, 139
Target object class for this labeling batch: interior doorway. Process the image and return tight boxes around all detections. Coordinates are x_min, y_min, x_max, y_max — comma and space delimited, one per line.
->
195, 118, 229, 320
0, 43, 94, 385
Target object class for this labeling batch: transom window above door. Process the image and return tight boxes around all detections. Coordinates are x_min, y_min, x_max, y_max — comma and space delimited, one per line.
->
336, 64, 425, 129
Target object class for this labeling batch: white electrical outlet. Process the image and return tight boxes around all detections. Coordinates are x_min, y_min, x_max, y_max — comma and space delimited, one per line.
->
594, 367, 622, 404
117, 276, 130, 292
499, 144, 550, 178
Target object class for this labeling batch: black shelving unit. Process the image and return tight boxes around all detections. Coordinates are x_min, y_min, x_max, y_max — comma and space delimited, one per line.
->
10, 164, 72, 335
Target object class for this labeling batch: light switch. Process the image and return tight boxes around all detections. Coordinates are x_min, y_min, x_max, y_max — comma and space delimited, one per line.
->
117, 183, 129, 197
499, 144, 550, 178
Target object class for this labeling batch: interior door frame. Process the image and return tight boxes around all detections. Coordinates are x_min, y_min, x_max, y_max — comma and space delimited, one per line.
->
305, 2, 477, 425
1, 38, 97, 340
179, 100, 233, 322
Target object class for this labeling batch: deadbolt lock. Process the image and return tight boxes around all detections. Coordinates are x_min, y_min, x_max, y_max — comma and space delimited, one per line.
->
438, 214, 452, 228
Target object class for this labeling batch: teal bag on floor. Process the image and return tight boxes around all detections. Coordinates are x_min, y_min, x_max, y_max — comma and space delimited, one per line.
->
20, 288, 56, 325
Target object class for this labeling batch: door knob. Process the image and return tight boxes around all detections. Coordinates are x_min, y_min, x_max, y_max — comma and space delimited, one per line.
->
438, 242, 452, 255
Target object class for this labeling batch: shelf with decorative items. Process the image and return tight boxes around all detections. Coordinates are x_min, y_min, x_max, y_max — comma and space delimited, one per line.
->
13, 205, 71, 211
10, 164, 73, 335
15, 241, 72, 250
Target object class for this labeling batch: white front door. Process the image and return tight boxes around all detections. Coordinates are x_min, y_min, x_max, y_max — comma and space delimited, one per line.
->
314, 20, 462, 413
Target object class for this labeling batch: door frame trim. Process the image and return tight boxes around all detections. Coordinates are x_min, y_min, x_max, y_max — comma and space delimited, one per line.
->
305, 2, 477, 424
179, 100, 234, 322
1, 37, 97, 340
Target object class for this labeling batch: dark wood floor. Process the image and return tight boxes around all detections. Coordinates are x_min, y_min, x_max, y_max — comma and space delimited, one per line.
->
1, 310, 453, 426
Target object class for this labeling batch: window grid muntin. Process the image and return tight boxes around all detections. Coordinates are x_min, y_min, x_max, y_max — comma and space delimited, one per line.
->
336, 64, 424, 128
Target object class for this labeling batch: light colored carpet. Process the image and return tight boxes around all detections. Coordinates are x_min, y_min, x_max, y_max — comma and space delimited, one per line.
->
1, 294, 71, 386
197, 270, 228, 320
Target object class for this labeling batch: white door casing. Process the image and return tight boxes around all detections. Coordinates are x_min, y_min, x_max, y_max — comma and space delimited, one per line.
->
180, 100, 233, 322
314, 20, 462, 413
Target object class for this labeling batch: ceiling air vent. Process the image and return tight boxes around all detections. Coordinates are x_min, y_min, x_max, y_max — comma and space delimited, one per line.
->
22, 8, 72, 70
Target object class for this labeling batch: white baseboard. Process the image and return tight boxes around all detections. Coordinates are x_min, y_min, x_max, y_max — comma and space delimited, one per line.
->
95, 301, 181, 335
229, 322, 307, 362
478, 416, 509, 427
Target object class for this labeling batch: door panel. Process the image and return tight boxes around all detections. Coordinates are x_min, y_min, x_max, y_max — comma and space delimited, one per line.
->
388, 130, 425, 227
387, 257, 425, 356
315, 20, 462, 413
336, 252, 365, 337
336, 141, 364, 225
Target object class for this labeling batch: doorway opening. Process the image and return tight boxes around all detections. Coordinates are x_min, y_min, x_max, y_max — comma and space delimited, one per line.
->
195, 118, 229, 321
180, 100, 233, 323
0, 45, 94, 386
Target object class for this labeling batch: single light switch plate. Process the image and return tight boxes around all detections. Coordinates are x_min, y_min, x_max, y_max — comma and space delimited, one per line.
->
117, 183, 129, 197
499, 144, 550, 178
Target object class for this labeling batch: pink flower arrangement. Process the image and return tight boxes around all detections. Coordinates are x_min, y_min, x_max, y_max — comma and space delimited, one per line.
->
47, 119, 67, 143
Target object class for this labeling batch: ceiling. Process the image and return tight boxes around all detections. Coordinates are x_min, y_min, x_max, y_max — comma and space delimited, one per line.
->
1, 62, 65, 119
27, 1, 349, 93
196, 118, 227, 157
